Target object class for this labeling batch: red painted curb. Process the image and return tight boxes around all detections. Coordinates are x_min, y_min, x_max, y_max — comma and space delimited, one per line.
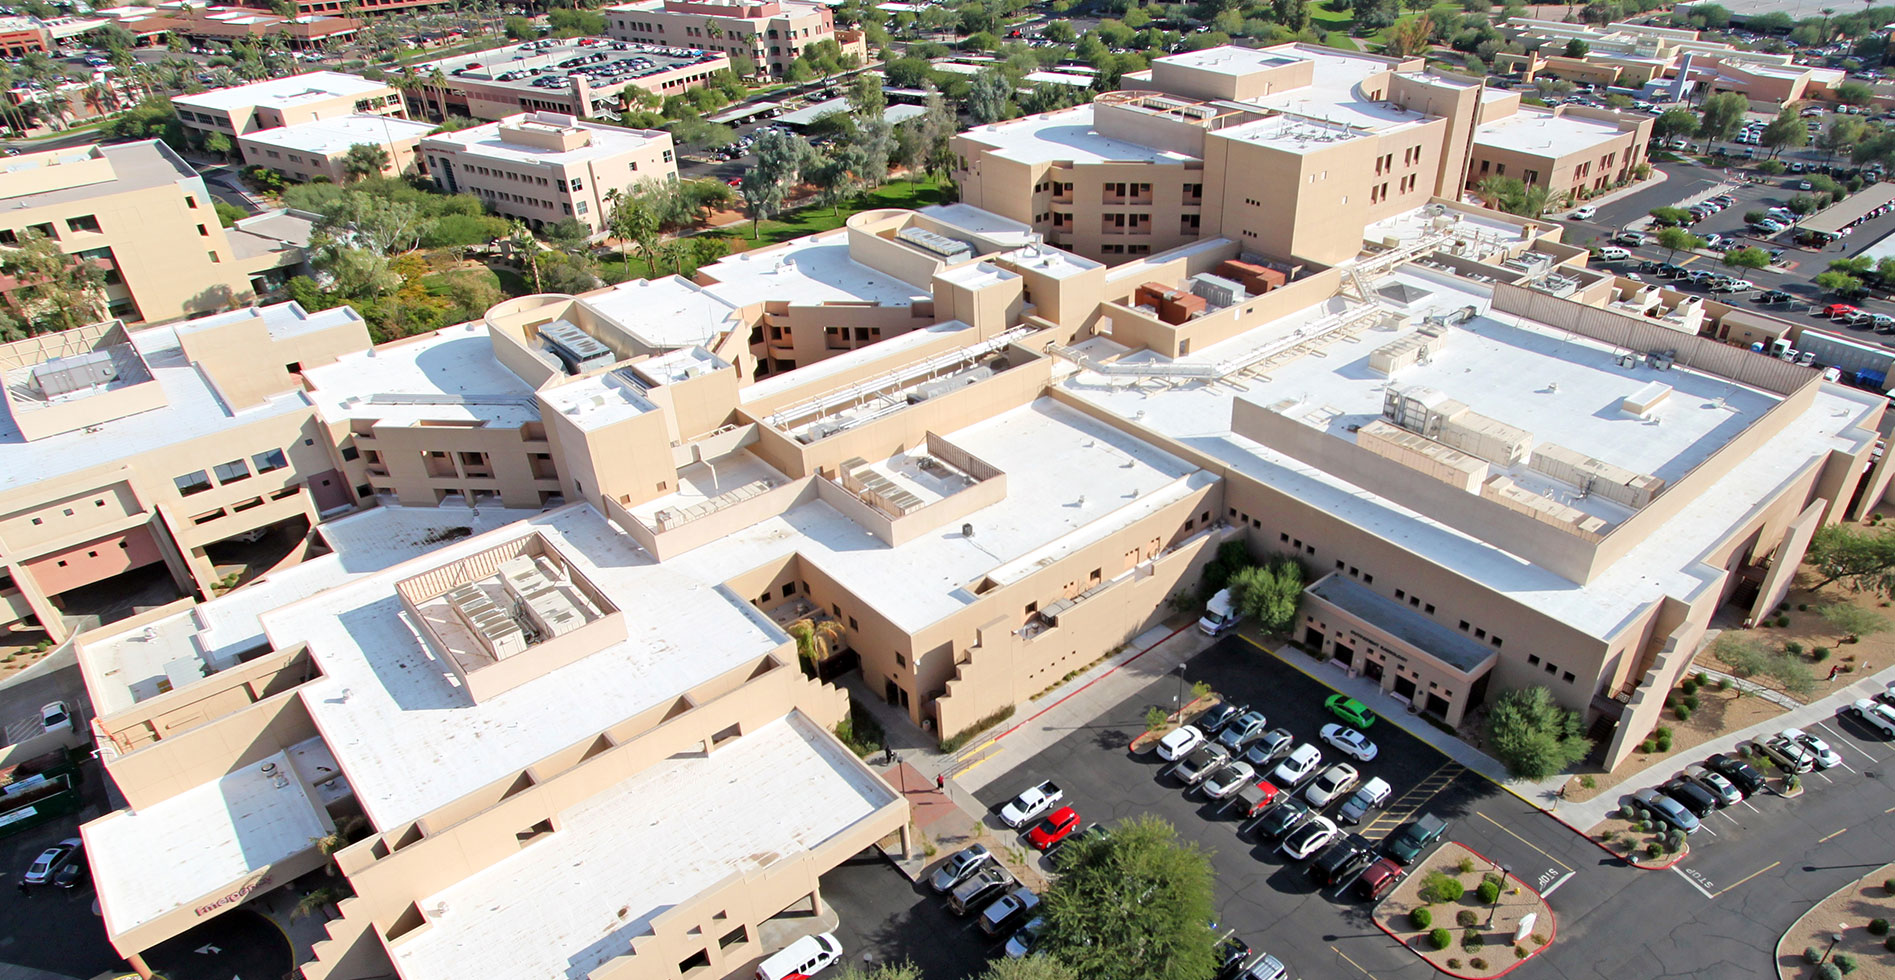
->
1372, 842, 1560, 980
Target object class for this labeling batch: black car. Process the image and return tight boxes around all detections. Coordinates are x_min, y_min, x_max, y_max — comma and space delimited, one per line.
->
1660, 777, 1718, 818
1657, 263, 1686, 279
1309, 837, 1375, 886
1755, 289, 1794, 304
1248, 797, 1312, 840
1706, 752, 1767, 796
1215, 936, 1254, 979
1197, 702, 1242, 735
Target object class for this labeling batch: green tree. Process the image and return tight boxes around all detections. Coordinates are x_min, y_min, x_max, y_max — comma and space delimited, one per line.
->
340, 142, 392, 182
503, 15, 535, 40
1563, 38, 1589, 56
1816, 270, 1865, 296
968, 67, 1014, 123
1819, 116, 1868, 164
1385, 14, 1434, 57
1652, 107, 1699, 142
1760, 108, 1809, 157
1817, 603, 1892, 644
1038, 815, 1217, 980
1696, 91, 1750, 143
740, 128, 814, 238
1837, 79, 1875, 105
1648, 205, 1692, 226
1722, 246, 1771, 271
1807, 523, 1895, 594
976, 957, 1080, 980
0, 231, 105, 334
849, 71, 886, 119
1228, 556, 1305, 633
214, 200, 249, 228
203, 130, 234, 160
1485, 685, 1592, 779
826, 962, 921, 980
1656, 225, 1704, 261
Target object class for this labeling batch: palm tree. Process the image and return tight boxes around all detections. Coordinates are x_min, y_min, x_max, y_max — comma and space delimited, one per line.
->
1820, 7, 1836, 42
508, 221, 543, 293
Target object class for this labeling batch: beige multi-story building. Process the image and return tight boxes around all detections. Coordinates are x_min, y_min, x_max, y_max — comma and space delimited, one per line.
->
0, 301, 370, 644
236, 114, 438, 183
0, 141, 304, 324
173, 71, 406, 149
401, 38, 733, 122
1500, 18, 1846, 104
605, 0, 866, 77
1467, 94, 1653, 200
419, 111, 676, 235
955, 43, 1650, 267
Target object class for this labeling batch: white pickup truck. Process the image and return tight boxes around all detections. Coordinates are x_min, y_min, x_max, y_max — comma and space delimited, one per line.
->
1000, 780, 1064, 828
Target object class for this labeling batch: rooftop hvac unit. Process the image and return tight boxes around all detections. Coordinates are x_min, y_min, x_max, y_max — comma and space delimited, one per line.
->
1188, 273, 1246, 308
30, 349, 119, 397
540, 320, 615, 375
896, 226, 972, 262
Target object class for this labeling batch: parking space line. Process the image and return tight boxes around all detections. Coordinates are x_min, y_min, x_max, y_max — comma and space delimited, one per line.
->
1672, 866, 1716, 900
1475, 812, 1572, 873
1816, 771, 1834, 784
1330, 945, 1380, 979
1695, 822, 1718, 837
1836, 760, 1857, 774
1715, 861, 1780, 898
1815, 721, 1880, 763
1541, 871, 1575, 897
1739, 798, 1761, 813
1820, 827, 1849, 843
1718, 809, 1742, 826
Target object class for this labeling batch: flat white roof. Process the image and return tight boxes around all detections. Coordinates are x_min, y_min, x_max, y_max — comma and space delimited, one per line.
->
578, 275, 743, 351
1058, 267, 1876, 639
1002, 242, 1103, 280
1158, 44, 1304, 77
236, 114, 436, 156
538, 370, 659, 431
698, 231, 932, 308
262, 505, 786, 828
958, 104, 1201, 165
1233, 47, 1428, 135
1474, 110, 1629, 158
86, 750, 328, 937
421, 115, 665, 167
388, 712, 893, 980
0, 324, 313, 494
937, 260, 1017, 290
920, 203, 1037, 247
302, 323, 542, 428
174, 71, 392, 112
739, 319, 976, 405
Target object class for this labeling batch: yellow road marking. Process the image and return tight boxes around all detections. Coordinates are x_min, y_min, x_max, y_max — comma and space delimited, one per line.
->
1476, 811, 1573, 873
1331, 945, 1380, 979
1820, 827, 1849, 843
1715, 860, 1781, 898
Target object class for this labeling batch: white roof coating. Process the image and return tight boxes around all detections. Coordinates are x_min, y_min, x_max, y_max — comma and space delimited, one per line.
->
958, 104, 1201, 165
1231, 47, 1426, 133
420, 115, 664, 167
577, 275, 743, 351
539, 370, 658, 431
236, 114, 436, 156
173, 71, 391, 111
1058, 267, 1877, 639
86, 750, 327, 936
1474, 110, 1630, 158
261, 505, 787, 828
173, 297, 361, 343
740, 320, 976, 405
0, 324, 312, 494
302, 322, 542, 427
1158, 44, 1302, 77
920, 203, 1037, 247
698, 231, 932, 308
388, 712, 893, 980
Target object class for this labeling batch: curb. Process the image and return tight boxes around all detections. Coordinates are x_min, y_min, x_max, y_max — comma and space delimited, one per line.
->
1370, 841, 1559, 980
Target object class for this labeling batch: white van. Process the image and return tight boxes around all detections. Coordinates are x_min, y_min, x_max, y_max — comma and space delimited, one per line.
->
755, 933, 842, 980
1198, 588, 1241, 636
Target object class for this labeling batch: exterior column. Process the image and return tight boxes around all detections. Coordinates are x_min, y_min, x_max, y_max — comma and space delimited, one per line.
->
900, 822, 914, 860
127, 952, 154, 980
810, 885, 825, 918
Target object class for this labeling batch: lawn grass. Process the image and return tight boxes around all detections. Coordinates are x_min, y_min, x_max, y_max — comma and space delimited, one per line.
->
719, 175, 954, 251
1310, 0, 1354, 32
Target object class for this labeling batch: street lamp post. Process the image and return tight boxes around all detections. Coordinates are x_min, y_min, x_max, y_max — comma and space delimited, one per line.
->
1487, 864, 1511, 927
1823, 925, 1847, 964
1173, 663, 1186, 720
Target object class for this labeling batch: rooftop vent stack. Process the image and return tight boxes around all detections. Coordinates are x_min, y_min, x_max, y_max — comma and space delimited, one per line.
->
962, 523, 974, 538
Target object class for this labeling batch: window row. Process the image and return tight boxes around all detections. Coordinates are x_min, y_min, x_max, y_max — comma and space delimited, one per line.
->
174, 449, 289, 497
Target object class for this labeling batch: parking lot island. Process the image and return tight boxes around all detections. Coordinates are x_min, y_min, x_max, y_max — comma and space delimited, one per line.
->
1775, 862, 1895, 980
1373, 842, 1555, 979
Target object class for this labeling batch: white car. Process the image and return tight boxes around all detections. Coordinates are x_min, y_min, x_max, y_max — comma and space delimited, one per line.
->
1569, 205, 1597, 220
1845, 698, 1895, 737
39, 701, 71, 734
999, 781, 1062, 828
1595, 246, 1631, 261
1782, 727, 1842, 769
1320, 723, 1377, 762
1752, 219, 1785, 234
1271, 743, 1323, 789
1156, 725, 1205, 762
1203, 761, 1257, 800
1279, 814, 1339, 860
1305, 763, 1360, 808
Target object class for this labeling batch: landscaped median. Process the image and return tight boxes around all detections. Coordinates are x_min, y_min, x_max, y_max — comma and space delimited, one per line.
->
1776, 863, 1895, 979
1373, 842, 1554, 979
1582, 810, 1691, 870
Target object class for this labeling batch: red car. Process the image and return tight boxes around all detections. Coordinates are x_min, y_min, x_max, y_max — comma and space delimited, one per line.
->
1825, 303, 1861, 318
1026, 806, 1080, 851
1354, 857, 1405, 900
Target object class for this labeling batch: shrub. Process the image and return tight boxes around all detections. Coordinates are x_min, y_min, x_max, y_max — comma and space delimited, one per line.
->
1430, 928, 1453, 951
1787, 641, 1804, 654
1815, 647, 1832, 661
1601, 830, 1617, 843
1778, 616, 1791, 627
1458, 856, 1477, 874
1515, 945, 1529, 959
1412, 908, 1433, 929
1647, 842, 1664, 858
1805, 946, 1824, 965
1654, 726, 1673, 739
1477, 880, 1501, 904
1580, 774, 1596, 789
1144, 706, 1170, 733
1422, 872, 1466, 904
937, 704, 1015, 752
1463, 927, 1484, 951
1656, 733, 1673, 751
1719, 678, 1734, 691
1785, 773, 1801, 792
1817, 962, 1842, 980
1675, 705, 1692, 721
1680, 678, 1699, 695
1619, 803, 1637, 820
1472, 957, 1490, 970
1683, 694, 1700, 710
1886, 936, 1895, 953
1446, 959, 1461, 970
1456, 909, 1478, 926
1836, 952, 1859, 974
1800, 603, 1809, 611
1695, 671, 1710, 685
1639, 738, 1656, 753
1870, 917, 1889, 936
1885, 879, 1895, 896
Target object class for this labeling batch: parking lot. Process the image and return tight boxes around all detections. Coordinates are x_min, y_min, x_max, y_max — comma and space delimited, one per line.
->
823, 633, 1895, 980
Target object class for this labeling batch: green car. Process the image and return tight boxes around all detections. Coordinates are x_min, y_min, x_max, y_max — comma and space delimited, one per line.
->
1324, 695, 1375, 729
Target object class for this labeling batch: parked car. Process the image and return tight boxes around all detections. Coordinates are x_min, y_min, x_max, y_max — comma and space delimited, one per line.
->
1000, 780, 1064, 828
1681, 763, 1743, 806
1323, 695, 1375, 729
1305, 763, 1360, 808
52, 852, 86, 891
1634, 787, 1701, 835
1232, 778, 1282, 819
1204, 761, 1258, 800
1214, 936, 1254, 980
1705, 753, 1767, 795
1596, 246, 1631, 261
1280, 815, 1340, 860
756, 933, 843, 980
1659, 776, 1718, 818
1613, 230, 1648, 246
1354, 857, 1405, 900
1755, 735, 1814, 774
1250, 797, 1313, 840
1570, 205, 1598, 220
979, 886, 1039, 936
930, 844, 993, 893
1216, 711, 1270, 752
1384, 813, 1448, 865
1320, 724, 1377, 762
1157, 725, 1206, 762
39, 701, 71, 734
1004, 917, 1047, 959
1271, 743, 1323, 789
1844, 698, 1895, 737
1782, 727, 1843, 769
1196, 702, 1242, 735
1026, 806, 1081, 851
1242, 728, 1295, 768
1872, 314, 1895, 333
1825, 303, 1863, 319
1177, 742, 1233, 786
1310, 836, 1374, 885
949, 865, 1015, 915
1234, 954, 1289, 980
1752, 219, 1785, 233
1755, 289, 1794, 304
22, 838, 80, 886
1338, 777, 1392, 825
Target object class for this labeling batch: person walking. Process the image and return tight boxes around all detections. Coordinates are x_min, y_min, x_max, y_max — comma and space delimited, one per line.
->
936, 774, 945, 791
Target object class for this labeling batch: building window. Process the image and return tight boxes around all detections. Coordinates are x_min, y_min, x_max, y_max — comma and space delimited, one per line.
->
1423, 603, 1434, 614
175, 470, 212, 496
185, 195, 198, 209
1562, 671, 1575, 683
895, 652, 906, 667
253, 449, 288, 473
214, 459, 250, 483
1459, 620, 1470, 631
341, 445, 360, 461
208, 251, 221, 264
197, 224, 210, 237
66, 214, 100, 233
1528, 654, 1540, 666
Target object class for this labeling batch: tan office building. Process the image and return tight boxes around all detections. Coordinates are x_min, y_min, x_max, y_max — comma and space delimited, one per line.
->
173, 71, 406, 148
1501, 17, 1846, 104
1467, 97, 1654, 203
419, 112, 676, 235
236, 114, 438, 183
605, 0, 866, 76
0, 141, 279, 324
400, 38, 733, 123
0, 302, 369, 643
